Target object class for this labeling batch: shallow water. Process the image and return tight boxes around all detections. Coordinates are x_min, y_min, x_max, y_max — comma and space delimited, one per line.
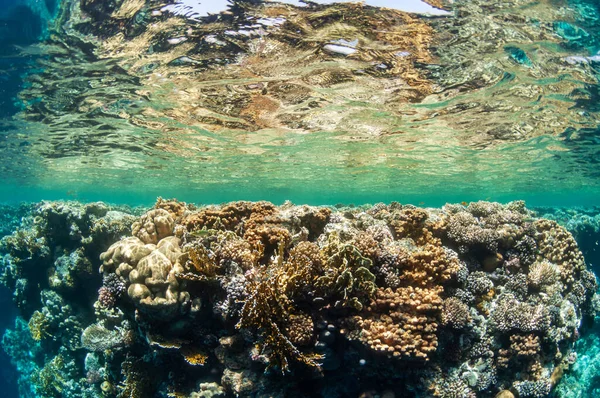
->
0, 0, 598, 206
1, 1, 600, 398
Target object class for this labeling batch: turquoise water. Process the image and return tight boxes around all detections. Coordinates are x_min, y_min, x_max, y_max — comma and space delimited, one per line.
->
1, 0, 600, 397
0, 0, 599, 207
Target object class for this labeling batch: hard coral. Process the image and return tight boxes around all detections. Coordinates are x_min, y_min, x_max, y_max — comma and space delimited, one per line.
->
26, 199, 595, 397
236, 263, 322, 373
101, 233, 189, 321
527, 260, 559, 290
28, 310, 50, 341
441, 297, 471, 329
534, 219, 586, 288
348, 286, 443, 360
98, 273, 126, 308
490, 293, 551, 333
131, 209, 175, 244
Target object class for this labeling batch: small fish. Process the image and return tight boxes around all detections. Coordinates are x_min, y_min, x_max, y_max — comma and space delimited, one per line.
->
189, 229, 211, 237
418, 201, 425, 206
461, 201, 468, 206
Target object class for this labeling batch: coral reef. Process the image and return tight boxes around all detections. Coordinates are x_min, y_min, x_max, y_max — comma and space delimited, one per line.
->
0, 201, 137, 397
1, 199, 598, 397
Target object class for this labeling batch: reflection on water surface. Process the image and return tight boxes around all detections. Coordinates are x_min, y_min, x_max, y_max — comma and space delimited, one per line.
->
0, 0, 599, 205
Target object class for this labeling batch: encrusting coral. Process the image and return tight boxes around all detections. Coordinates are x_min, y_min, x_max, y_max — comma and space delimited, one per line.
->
1, 199, 598, 397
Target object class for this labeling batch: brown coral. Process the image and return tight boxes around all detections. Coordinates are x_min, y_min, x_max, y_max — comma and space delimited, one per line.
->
182, 201, 276, 234
441, 297, 471, 329
389, 207, 431, 242
99, 236, 154, 275
132, 209, 175, 245
284, 314, 315, 347
527, 260, 559, 290
510, 334, 541, 358
236, 264, 322, 373
396, 243, 461, 287
155, 197, 187, 219
534, 219, 586, 288
347, 286, 443, 360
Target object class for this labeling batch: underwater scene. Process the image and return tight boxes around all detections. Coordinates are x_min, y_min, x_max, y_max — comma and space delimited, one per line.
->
1, 0, 600, 397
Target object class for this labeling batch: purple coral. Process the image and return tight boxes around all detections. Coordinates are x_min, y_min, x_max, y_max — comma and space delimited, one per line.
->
98, 274, 126, 308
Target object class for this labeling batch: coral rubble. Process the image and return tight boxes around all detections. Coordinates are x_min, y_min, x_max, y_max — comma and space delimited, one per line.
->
0, 199, 597, 397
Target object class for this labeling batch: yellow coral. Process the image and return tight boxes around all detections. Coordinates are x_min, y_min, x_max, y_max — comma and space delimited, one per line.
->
180, 345, 208, 366
28, 311, 50, 341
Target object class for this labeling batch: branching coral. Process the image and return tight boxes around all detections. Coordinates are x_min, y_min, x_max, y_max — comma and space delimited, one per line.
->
490, 294, 551, 333
441, 297, 471, 329
98, 273, 127, 308
236, 262, 322, 373
28, 310, 51, 341
316, 234, 377, 310
348, 286, 443, 360
388, 207, 432, 243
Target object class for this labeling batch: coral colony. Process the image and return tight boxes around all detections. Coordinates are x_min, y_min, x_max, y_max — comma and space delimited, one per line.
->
1, 199, 597, 397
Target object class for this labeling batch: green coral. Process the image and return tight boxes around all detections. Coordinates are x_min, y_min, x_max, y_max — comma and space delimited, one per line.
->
28, 311, 51, 341
317, 233, 376, 310
31, 354, 68, 397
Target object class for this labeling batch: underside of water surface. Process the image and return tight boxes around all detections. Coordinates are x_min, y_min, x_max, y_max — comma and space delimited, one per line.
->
0, 0, 598, 206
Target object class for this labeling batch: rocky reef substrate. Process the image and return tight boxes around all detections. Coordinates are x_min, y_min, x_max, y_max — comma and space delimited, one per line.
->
0, 199, 598, 397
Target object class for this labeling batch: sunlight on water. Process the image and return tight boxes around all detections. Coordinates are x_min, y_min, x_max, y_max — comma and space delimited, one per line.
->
164, 0, 451, 19
0, 0, 599, 206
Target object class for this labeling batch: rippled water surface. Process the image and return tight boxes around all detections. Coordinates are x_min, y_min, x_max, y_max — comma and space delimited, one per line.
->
0, 0, 599, 206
